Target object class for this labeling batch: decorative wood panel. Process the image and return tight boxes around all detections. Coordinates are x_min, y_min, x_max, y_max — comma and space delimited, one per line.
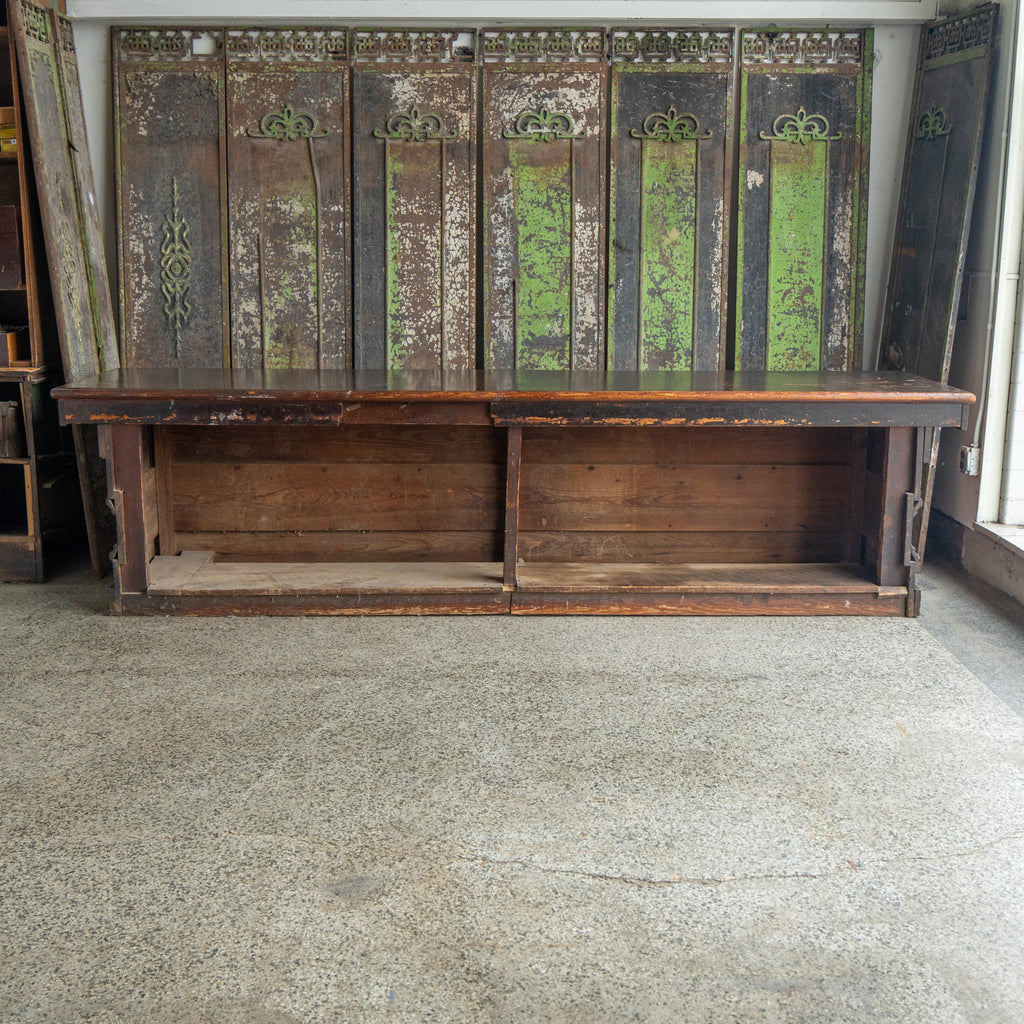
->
10, 0, 113, 382
737, 29, 872, 371
482, 29, 607, 371
878, 5, 997, 562
351, 29, 475, 372
113, 28, 228, 368
608, 29, 733, 371
226, 29, 350, 370
879, 5, 997, 379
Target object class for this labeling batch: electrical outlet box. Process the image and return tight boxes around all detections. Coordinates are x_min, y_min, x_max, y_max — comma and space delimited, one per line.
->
959, 444, 981, 476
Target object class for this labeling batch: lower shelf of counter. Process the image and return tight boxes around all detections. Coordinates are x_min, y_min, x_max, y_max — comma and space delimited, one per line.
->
127, 552, 912, 616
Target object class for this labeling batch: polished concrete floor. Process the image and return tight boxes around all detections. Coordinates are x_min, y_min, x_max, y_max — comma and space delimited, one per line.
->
1, 555, 1023, 1023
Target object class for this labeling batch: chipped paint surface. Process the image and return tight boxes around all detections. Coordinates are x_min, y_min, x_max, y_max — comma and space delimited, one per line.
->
766, 142, 826, 370
483, 66, 606, 370
353, 66, 475, 372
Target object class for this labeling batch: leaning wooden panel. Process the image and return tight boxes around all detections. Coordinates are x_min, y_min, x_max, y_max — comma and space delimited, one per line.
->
10, 1, 107, 382
880, 6, 997, 380
352, 29, 475, 372
737, 29, 872, 372
482, 29, 607, 371
113, 27, 228, 368
877, 7, 997, 561
608, 28, 733, 371
226, 29, 350, 370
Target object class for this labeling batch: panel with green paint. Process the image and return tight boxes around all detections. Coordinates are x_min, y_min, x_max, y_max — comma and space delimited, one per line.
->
482, 34, 607, 371
508, 141, 573, 369
352, 41, 476, 373
766, 140, 827, 370
737, 29, 872, 372
608, 31, 733, 371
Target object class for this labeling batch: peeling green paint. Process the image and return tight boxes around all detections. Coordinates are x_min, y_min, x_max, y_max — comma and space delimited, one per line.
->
766, 141, 826, 370
640, 140, 697, 370
509, 142, 572, 369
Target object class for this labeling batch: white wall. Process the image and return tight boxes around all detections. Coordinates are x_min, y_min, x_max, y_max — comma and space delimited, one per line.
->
65, 2, 922, 374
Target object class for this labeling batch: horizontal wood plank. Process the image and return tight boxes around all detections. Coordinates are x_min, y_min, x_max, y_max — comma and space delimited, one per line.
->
171, 462, 501, 532
148, 556, 505, 596
160, 424, 504, 465
522, 426, 858, 465
520, 463, 854, 532
170, 530, 501, 563
517, 530, 845, 563
514, 561, 877, 592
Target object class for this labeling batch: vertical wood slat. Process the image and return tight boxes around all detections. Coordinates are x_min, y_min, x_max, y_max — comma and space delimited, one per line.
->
352, 30, 476, 372
113, 27, 228, 368
874, 426, 915, 587
482, 29, 607, 372
736, 29, 872, 373
226, 29, 351, 371
608, 29, 733, 371
107, 424, 153, 600
503, 423, 522, 587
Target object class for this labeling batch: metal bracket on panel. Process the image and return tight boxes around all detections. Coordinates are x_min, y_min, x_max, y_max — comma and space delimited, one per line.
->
904, 491, 924, 566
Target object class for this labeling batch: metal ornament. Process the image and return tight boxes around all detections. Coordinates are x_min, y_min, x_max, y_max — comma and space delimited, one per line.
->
160, 178, 192, 359
503, 106, 583, 142
248, 105, 329, 140
373, 107, 458, 141
631, 106, 711, 142
916, 106, 952, 141
760, 107, 842, 145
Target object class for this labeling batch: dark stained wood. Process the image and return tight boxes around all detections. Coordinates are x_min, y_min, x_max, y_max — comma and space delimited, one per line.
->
113, 28, 228, 368
737, 29, 872, 372
608, 29, 733, 371
54, 369, 975, 429
878, 5, 998, 563
106, 424, 154, 603
55, 371, 974, 617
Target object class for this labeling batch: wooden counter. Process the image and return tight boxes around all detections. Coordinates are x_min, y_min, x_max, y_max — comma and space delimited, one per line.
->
54, 369, 974, 616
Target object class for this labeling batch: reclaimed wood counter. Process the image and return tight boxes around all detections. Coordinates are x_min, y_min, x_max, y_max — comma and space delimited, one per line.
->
54, 368, 974, 616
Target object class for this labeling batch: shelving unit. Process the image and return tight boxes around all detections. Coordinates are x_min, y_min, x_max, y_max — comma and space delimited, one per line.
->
0, 8, 81, 581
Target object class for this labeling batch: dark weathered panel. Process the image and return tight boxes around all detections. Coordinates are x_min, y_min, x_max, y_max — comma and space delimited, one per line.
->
10, 1, 108, 382
352, 30, 475, 372
878, 6, 997, 563
737, 30, 872, 371
608, 29, 733, 371
879, 5, 997, 380
226, 29, 350, 370
113, 28, 227, 368
482, 29, 607, 371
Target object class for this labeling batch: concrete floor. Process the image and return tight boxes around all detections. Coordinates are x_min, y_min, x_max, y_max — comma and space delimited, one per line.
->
1, 555, 1023, 1023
